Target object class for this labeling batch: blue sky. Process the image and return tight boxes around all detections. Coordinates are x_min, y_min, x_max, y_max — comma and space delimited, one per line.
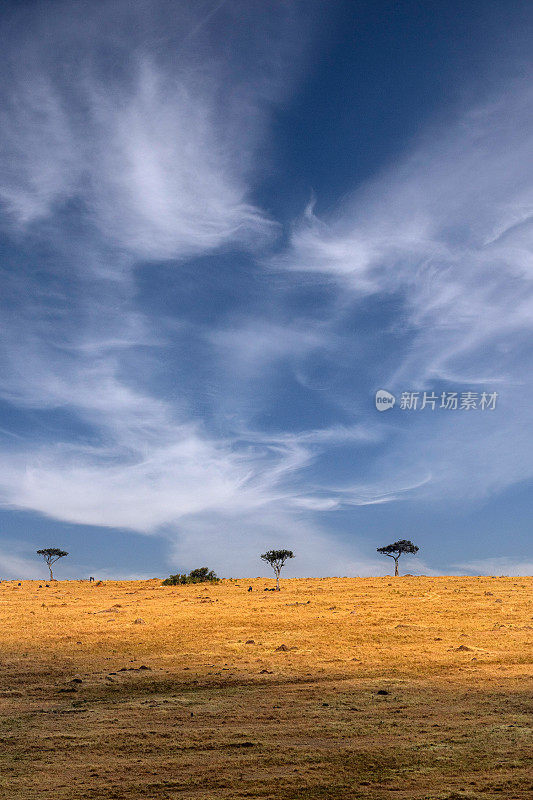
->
0, 0, 532, 580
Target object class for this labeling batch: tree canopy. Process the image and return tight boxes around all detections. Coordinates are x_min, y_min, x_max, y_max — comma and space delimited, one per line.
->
36, 548, 69, 580
260, 549, 294, 589
376, 540, 419, 575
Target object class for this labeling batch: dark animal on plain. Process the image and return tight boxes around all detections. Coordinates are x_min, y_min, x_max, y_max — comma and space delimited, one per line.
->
89, 576, 95, 582
247, 586, 253, 592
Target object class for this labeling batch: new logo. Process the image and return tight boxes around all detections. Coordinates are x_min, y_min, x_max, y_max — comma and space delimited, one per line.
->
375, 389, 396, 411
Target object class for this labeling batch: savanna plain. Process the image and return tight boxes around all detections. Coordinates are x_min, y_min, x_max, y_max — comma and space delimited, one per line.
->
0, 576, 532, 800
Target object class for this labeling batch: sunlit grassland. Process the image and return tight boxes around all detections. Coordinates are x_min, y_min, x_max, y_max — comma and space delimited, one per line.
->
0, 576, 531, 799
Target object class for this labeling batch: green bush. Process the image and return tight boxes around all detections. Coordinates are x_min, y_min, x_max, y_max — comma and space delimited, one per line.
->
162, 567, 219, 586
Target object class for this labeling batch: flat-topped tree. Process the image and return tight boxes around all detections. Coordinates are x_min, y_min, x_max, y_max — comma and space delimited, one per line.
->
37, 548, 68, 581
260, 549, 294, 590
377, 539, 419, 576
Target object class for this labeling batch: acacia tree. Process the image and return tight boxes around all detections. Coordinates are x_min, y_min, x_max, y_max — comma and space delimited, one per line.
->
377, 540, 419, 576
260, 549, 294, 590
36, 548, 68, 580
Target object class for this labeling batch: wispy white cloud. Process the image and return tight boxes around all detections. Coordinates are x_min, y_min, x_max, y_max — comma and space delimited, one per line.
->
278, 86, 533, 344
0, 1, 288, 259
272, 80, 533, 502
0, 550, 43, 580
451, 557, 533, 577
0, 1, 323, 543
235, 424, 382, 447
208, 320, 328, 373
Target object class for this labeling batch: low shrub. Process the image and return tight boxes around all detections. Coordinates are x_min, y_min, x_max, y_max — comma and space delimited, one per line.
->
162, 567, 219, 586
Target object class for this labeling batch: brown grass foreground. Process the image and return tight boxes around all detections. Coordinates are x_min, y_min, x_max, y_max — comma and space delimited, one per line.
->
0, 576, 532, 800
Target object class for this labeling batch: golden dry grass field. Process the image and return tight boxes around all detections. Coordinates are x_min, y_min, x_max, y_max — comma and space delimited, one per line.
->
0, 576, 532, 800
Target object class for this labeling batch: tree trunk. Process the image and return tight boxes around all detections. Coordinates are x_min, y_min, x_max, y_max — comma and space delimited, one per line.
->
275, 572, 280, 590
48, 564, 54, 580
394, 558, 399, 577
